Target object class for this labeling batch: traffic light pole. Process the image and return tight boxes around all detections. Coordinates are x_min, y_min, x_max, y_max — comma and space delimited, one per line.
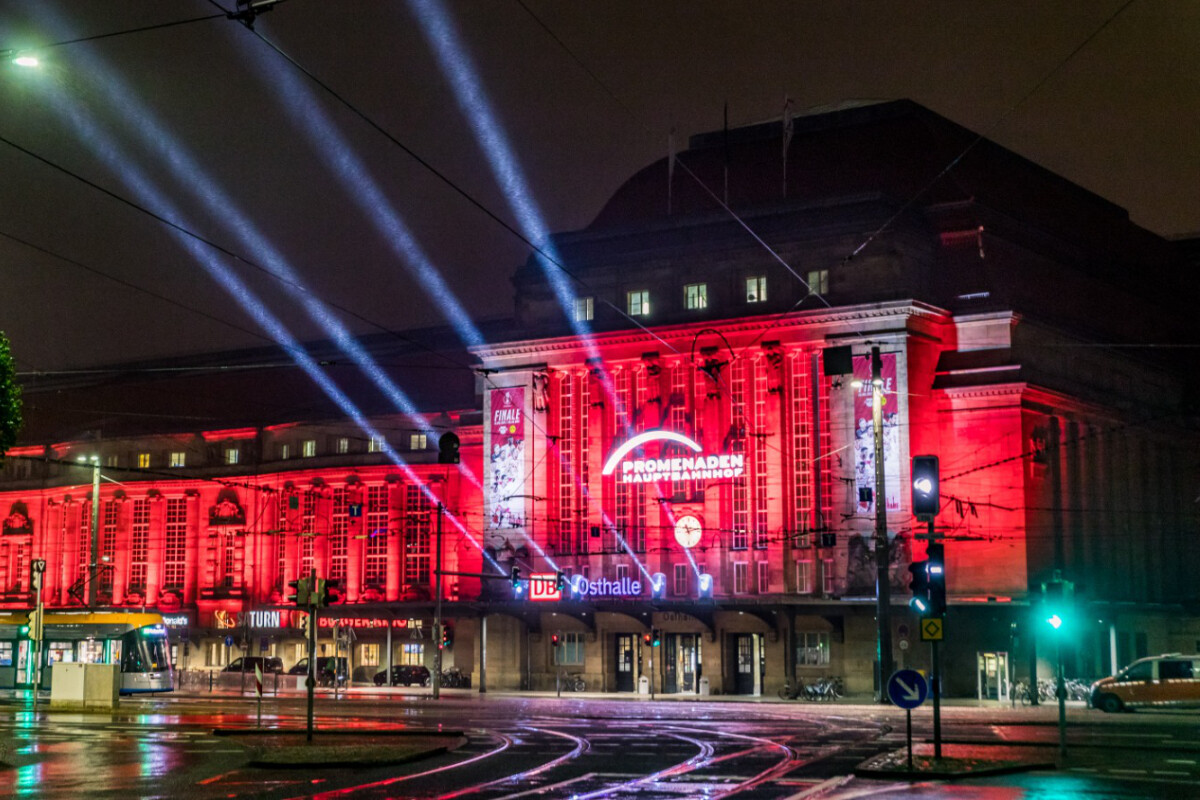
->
871, 347, 894, 702
928, 520, 942, 760
306, 598, 317, 743
433, 502, 444, 700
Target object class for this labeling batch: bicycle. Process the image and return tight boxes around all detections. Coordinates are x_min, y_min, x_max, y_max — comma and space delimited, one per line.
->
1011, 680, 1031, 706
778, 678, 804, 700
566, 674, 586, 692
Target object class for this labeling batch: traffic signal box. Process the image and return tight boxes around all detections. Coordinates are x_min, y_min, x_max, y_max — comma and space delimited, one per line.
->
1041, 577, 1075, 631
510, 566, 523, 595
441, 622, 454, 649
911, 455, 939, 520
908, 542, 947, 618
287, 577, 310, 606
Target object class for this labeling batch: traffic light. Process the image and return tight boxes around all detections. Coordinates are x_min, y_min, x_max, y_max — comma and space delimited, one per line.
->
286, 577, 310, 606
642, 631, 652, 646
926, 542, 947, 617
551, 631, 561, 647
17, 622, 30, 639
554, 571, 565, 591
1042, 576, 1074, 631
907, 559, 931, 615
510, 566, 523, 595
315, 578, 341, 607
651, 629, 661, 647
30, 607, 43, 643
441, 622, 454, 649
911, 455, 939, 520
437, 432, 460, 464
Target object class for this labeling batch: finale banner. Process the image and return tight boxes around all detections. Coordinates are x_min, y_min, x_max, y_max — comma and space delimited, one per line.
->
488, 387, 526, 532
852, 352, 901, 516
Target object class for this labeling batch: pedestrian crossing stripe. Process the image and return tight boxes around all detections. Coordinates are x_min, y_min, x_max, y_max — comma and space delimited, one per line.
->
920, 618, 944, 641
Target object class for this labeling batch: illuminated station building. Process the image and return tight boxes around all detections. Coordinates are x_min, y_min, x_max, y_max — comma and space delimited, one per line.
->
3, 100, 1199, 697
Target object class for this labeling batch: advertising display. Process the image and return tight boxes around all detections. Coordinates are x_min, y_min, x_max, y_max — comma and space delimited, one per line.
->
852, 352, 901, 515
488, 387, 526, 531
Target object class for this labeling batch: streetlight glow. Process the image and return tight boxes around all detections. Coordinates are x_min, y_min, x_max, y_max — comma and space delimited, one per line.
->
13, 55, 39, 68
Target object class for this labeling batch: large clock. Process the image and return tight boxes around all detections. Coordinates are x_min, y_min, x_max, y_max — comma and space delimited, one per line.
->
674, 515, 703, 549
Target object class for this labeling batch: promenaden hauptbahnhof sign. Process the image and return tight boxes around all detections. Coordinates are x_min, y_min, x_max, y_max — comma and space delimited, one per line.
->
601, 430, 746, 484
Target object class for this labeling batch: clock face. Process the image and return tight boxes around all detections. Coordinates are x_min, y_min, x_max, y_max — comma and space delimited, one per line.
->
674, 515, 702, 549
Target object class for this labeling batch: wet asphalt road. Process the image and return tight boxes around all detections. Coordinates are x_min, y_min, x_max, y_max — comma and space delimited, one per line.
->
1, 691, 1199, 798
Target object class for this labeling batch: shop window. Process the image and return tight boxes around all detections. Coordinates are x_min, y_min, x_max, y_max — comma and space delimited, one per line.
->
410, 433, 427, 450
746, 275, 767, 303
627, 289, 650, 317
105, 454, 119, 468
359, 643, 380, 667
224, 447, 239, 465
279, 443, 291, 461
205, 641, 226, 667
796, 631, 830, 666
553, 631, 585, 666
757, 561, 769, 594
805, 269, 828, 295
733, 562, 748, 594
0, 642, 11, 666
401, 643, 424, 666
573, 296, 594, 322
302, 439, 317, 458
673, 563, 688, 596
684, 282, 707, 310
169, 451, 186, 468
796, 560, 814, 594
137, 452, 151, 469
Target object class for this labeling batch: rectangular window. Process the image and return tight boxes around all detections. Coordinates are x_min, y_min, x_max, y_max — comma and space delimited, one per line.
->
573, 296, 594, 322
757, 561, 769, 594
359, 643, 380, 667
368, 436, 384, 453
684, 282, 707, 310
129, 499, 149, 592
164, 498, 188, 590
224, 447, 239, 465
615, 564, 630, 584
206, 641, 227, 668
733, 562, 748, 594
805, 269, 829, 295
330, 488, 348, 582
822, 558, 835, 595
169, 451, 186, 468
137, 452, 151, 469
796, 560, 814, 594
336, 437, 350, 454
405, 485, 432, 585
673, 563, 689, 596
279, 444, 290, 461
401, 643, 424, 666
105, 455, 119, 468
302, 440, 317, 458
627, 289, 650, 317
553, 631, 585, 666
364, 485, 389, 588
746, 275, 767, 303
796, 631, 830, 666
409, 433, 427, 451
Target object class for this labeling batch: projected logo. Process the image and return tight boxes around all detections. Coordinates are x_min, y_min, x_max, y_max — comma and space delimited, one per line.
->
601, 430, 745, 484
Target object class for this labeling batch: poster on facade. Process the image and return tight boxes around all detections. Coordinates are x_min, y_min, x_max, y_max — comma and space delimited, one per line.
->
488, 387, 526, 534
852, 352, 901, 515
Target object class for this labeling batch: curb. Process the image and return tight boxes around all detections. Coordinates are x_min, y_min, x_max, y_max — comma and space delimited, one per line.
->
855, 759, 1057, 780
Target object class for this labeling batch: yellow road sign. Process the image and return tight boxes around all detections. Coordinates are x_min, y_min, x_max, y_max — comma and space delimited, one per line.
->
920, 618, 944, 641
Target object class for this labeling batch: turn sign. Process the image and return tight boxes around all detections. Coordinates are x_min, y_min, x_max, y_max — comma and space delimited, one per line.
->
887, 669, 929, 710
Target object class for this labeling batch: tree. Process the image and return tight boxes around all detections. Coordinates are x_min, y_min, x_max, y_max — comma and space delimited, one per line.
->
0, 333, 23, 457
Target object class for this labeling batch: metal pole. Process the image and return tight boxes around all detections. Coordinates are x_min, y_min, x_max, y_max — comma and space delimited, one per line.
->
871, 347, 894, 701
88, 458, 101, 608
906, 708, 913, 770
479, 614, 487, 693
433, 502, 444, 700
306, 601, 317, 743
1057, 638, 1067, 757
386, 615, 393, 687
932, 638, 942, 760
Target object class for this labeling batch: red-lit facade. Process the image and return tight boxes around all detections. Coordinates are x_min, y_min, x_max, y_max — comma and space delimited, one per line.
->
4, 100, 1200, 696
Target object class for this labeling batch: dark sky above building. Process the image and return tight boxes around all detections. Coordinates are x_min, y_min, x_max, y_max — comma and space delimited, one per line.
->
1, 0, 1197, 374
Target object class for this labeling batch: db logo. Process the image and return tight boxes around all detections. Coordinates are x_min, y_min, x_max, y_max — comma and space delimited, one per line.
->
529, 573, 562, 602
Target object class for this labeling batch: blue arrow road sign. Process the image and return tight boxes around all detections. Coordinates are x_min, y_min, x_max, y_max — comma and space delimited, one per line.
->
887, 669, 929, 709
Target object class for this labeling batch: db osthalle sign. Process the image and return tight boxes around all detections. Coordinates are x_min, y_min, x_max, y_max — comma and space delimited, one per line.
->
601, 430, 745, 484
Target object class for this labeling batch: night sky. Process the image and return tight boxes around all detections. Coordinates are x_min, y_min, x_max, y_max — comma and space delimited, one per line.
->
1, 0, 1197, 373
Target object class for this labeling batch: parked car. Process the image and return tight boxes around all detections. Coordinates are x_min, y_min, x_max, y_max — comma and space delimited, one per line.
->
223, 656, 284, 674
288, 657, 348, 687
1091, 654, 1200, 712
373, 665, 431, 686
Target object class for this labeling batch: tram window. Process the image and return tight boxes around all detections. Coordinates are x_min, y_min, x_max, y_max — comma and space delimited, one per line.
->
49, 642, 74, 663
0, 642, 12, 666
80, 640, 105, 664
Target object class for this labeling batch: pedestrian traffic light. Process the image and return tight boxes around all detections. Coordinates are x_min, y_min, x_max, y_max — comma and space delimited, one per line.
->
926, 542, 947, 617
286, 577, 310, 606
911, 455, 939, 520
17, 622, 30, 638
642, 631, 652, 646
907, 559, 931, 615
437, 432, 460, 464
551, 631, 561, 647
441, 622, 454, 649
651, 629, 661, 647
510, 566, 522, 595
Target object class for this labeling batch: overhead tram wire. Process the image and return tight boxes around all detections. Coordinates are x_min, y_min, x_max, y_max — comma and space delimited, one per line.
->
0, 11, 226, 57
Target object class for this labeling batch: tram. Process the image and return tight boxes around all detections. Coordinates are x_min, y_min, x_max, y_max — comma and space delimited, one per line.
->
0, 610, 173, 694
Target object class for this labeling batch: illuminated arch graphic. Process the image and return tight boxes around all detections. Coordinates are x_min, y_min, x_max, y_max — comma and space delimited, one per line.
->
601, 430, 704, 476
